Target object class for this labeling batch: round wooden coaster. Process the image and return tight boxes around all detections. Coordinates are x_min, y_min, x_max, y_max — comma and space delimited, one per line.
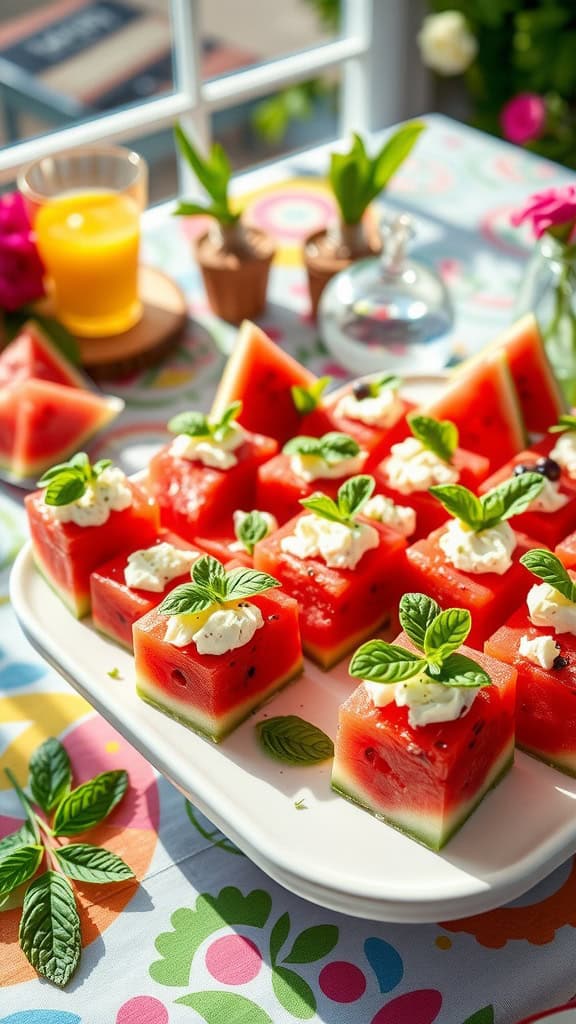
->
40, 266, 187, 380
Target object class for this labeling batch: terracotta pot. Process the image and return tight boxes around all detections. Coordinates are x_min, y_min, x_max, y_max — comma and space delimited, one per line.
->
303, 220, 381, 319
195, 224, 275, 324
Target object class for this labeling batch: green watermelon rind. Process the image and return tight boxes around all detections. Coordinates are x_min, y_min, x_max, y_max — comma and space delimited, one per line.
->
331, 742, 514, 851
30, 545, 90, 619
518, 742, 576, 778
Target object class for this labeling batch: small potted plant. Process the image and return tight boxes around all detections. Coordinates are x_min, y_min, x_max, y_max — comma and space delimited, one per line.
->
304, 122, 425, 316
173, 124, 275, 324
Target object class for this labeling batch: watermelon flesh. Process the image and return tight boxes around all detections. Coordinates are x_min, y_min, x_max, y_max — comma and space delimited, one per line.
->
555, 531, 576, 570
485, 606, 576, 776
134, 588, 303, 741
210, 320, 318, 445
331, 637, 516, 849
0, 320, 86, 389
0, 379, 123, 480
420, 350, 526, 473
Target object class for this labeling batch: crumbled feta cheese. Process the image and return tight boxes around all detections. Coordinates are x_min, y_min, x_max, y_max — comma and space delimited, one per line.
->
280, 514, 379, 570
124, 542, 198, 592
334, 387, 402, 428
384, 437, 459, 494
165, 600, 263, 653
289, 451, 365, 482
364, 675, 479, 727
439, 519, 516, 575
170, 423, 245, 469
519, 633, 560, 669
550, 432, 576, 478
362, 494, 416, 537
49, 467, 132, 527
530, 477, 569, 513
527, 581, 576, 635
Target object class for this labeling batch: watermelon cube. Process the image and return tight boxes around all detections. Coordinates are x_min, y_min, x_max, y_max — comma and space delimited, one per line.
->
331, 635, 516, 849
134, 588, 303, 741
302, 383, 414, 466
485, 607, 576, 776
90, 534, 203, 650
253, 513, 407, 668
373, 445, 490, 541
556, 531, 576, 569
148, 430, 277, 541
479, 441, 576, 549
256, 450, 370, 525
404, 526, 537, 649
25, 483, 158, 618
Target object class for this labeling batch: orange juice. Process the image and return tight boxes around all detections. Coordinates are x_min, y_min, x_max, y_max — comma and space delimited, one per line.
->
35, 190, 141, 337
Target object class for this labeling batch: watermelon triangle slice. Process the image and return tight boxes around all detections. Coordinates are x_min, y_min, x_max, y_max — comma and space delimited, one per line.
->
420, 349, 527, 472
211, 320, 318, 445
0, 320, 86, 389
0, 379, 123, 480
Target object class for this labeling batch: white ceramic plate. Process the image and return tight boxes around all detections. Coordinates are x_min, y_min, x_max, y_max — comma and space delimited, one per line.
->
12, 370, 576, 923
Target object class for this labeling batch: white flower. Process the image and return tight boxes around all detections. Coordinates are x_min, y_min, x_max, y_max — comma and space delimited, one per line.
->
418, 11, 478, 76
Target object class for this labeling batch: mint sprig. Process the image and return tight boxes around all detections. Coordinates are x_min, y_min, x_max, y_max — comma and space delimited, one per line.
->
2, 737, 134, 987
283, 432, 360, 465
37, 453, 113, 507
350, 592, 491, 690
430, 472, 545, 532
549, 414, 576, 434
158, 554, 279, 617
168, 401, 242, 444
235, 511, 270, 555
300, 474, 375, 527
520, 548, 576, 603
291, 376, 331, 414
361, 374, 401, 398
408, 413, 458, 464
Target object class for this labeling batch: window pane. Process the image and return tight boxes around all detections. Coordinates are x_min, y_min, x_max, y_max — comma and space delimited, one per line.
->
200, 0, 340, 81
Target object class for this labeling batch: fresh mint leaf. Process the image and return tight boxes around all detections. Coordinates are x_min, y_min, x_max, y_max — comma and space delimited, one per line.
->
369, 373, 401, 396
0, 845, 43, 896
480, 472, 544, 529
212, 401, 242, 441
29, 737, 71, 813
257, 716, 334, 765
520, 549, 576, 603
69, 452, 90, 473
43, 471, 86, 508
434, 653, 492, 689
0, 822, 37, 861
92, 459, 112, 477
424, 608, 471, 663
408, 413, 458, 463
399, 593, 441, 651
54, 844, 135, 884
5, 768, 40, 843
300, 493, 344, 524
321, 432, 360, 464
283, 435, 323, 458
236, 511, 270, 554
225, 568, 280, 602
168, 410, 209, 437
429, 484, 483, 530
337, 474, 375, 520
193, 554, 227, 599
19, 871, 81, 987
52, 770, 128, 837
349, 641, 426, 683
549, 413, 576, 434
158, 584, 214, 616
291, 377, 331, 414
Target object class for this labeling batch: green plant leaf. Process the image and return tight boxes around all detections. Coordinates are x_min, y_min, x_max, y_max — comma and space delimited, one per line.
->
0, 822, 37, 861
270, 910, 290, 964
369, 373, 401, 395
212, 400, 242, 442
435, 653, 492, 689
52, 770, 128, 837
225, 568, 280, 602
520, 548, 576, 602
19, 870, 81, 987
167, 410, 210, 437
176, 992, 273, 1024
257, 716, 334, 765
43, 471, 86, 507
399, 593, 441, 651
320, 432, 360, 463
408, 413, 458, 463
283, 435, 324, 458
193, 554, 227, 599
291, 376, 331, 414
463, 1007, 494, 1024
0, 845, 43, 896
174, 124, 235, 222
157, 584, 215, 617
92, 459, 112, 477
4, 767, 40, 842
337, 474, 375, 520
282, 924, 338, 964
300, 493, 345, 524
235, 511, 270, 554
549, 413, 576, 433
272, 965, 316, 1019
173, 200, 214, 218
424, 608, 471, 663
428, 484, 484, 531
480, 472, 545, 529
349, 641, 426, 683
54, 843, 135, 884
371, 120, 426, 192
29, 737, 71, 812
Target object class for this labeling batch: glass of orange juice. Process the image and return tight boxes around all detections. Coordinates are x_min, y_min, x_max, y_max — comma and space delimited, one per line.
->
19, 146, 147, 337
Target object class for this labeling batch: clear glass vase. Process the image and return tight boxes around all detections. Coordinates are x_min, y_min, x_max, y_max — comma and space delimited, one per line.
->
515, 234, 576, 407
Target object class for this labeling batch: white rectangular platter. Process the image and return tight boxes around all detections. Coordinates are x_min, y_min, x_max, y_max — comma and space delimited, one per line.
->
11, 542, 576, 923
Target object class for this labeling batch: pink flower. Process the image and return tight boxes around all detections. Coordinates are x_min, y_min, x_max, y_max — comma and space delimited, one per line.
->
511, 186, 576, 239
501, 93, 546, 145
0, 192, 45, 311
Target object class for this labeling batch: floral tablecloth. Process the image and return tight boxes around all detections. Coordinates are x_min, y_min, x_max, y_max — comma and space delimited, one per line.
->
2, 114, 576, 1024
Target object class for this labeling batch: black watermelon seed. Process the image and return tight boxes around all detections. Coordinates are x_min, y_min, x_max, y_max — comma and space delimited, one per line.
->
553, 655, 569, 670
